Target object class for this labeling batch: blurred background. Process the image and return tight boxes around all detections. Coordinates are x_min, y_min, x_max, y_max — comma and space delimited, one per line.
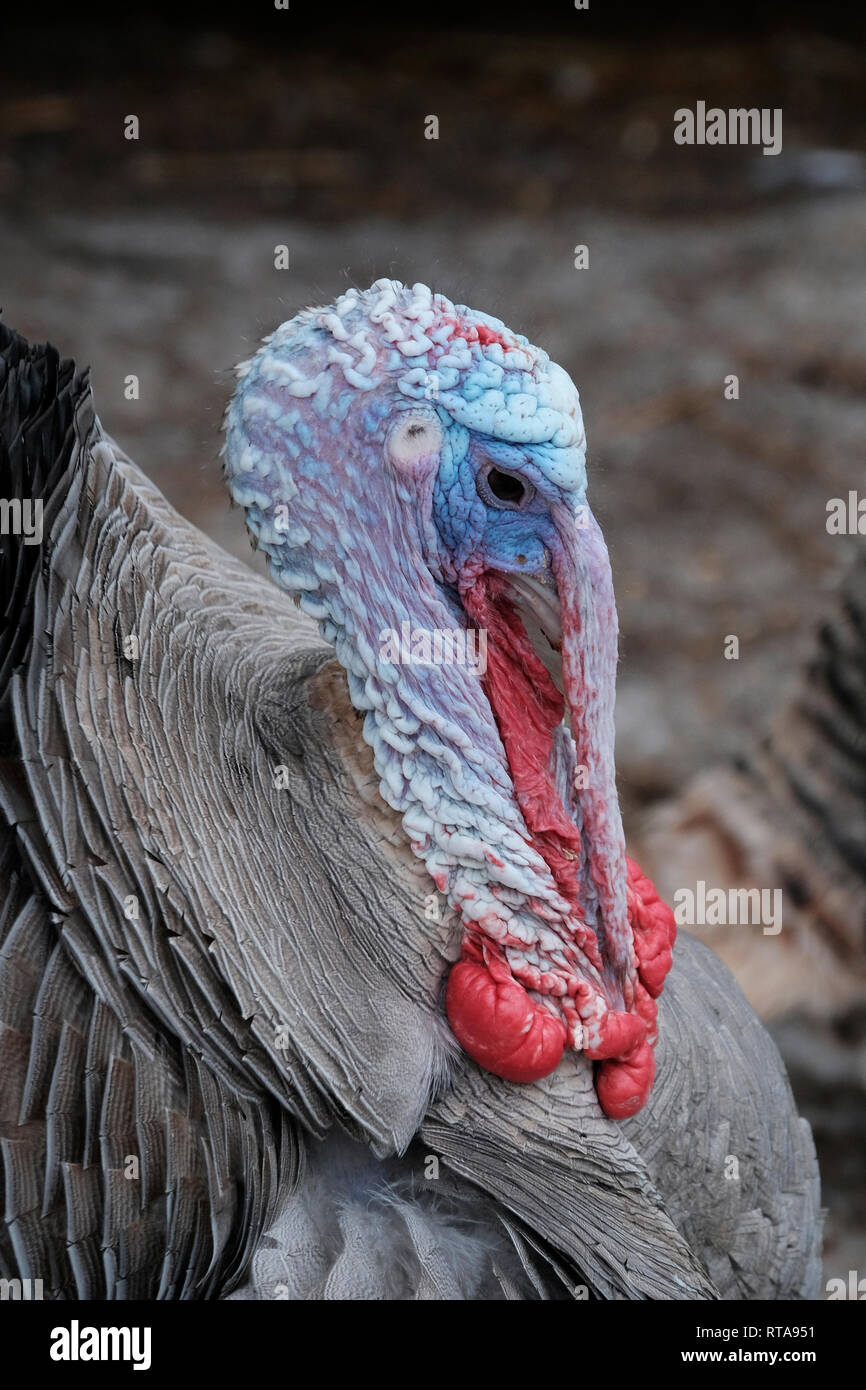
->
3, 0, 864, 1295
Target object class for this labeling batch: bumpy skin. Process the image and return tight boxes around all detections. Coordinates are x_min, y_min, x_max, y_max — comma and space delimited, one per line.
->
223, 279, 674, 1117
0, 323, 822, 1298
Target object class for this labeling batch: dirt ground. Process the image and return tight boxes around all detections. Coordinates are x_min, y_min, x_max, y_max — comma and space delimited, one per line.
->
3, 12, 865, 1294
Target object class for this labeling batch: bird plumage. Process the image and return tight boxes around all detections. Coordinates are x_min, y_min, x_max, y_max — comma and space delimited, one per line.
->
0, 312, 821, 1299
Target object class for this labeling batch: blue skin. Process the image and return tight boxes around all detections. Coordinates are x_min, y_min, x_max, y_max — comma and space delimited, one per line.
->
432, 431, 571, 582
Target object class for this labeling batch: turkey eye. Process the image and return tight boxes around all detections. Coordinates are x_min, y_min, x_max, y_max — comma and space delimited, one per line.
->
478, 465, 534, 511
489, 469, 524, 503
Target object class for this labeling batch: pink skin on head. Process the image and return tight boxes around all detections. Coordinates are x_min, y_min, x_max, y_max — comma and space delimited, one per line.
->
438, 315, 515, 352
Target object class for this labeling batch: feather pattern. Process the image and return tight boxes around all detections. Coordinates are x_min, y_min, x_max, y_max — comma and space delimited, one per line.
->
0, 321, 820, 1299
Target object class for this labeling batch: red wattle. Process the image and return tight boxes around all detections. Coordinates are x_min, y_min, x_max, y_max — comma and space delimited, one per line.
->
626, 857, 677, 997
446, 572, 677, 1119
583, 1006, 647, 1061
596, 1040, 656, 1120
446, 956, 566, 1084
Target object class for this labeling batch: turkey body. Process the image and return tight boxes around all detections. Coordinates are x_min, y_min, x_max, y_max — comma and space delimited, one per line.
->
0, 324, 821, 1300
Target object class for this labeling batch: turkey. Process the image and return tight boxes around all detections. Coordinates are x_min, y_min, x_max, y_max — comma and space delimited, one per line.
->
0, 282, 820, 1300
